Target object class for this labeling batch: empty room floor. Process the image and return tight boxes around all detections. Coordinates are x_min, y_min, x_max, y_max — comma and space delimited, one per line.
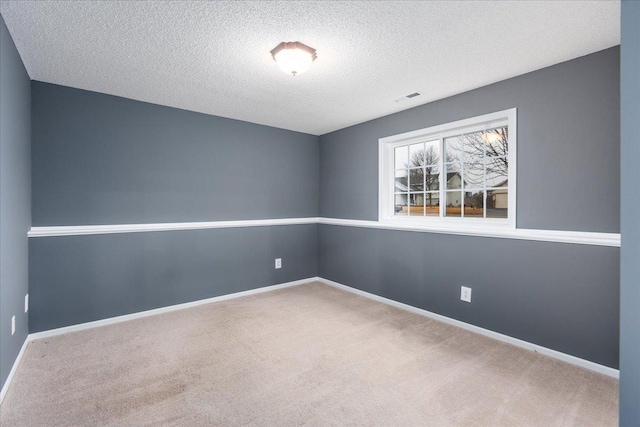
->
0, 282, 617, 426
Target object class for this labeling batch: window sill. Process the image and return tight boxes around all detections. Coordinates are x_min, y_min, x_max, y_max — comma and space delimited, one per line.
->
380, 216, 513, 234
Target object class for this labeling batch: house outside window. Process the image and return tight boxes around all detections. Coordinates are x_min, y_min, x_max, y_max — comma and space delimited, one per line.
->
379, 108, 517, 232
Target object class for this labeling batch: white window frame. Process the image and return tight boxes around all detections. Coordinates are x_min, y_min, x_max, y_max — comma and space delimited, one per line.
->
378, 108, 517, 233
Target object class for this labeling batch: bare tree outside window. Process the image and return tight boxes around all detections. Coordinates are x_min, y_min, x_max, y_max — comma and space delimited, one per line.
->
393, 125, 509, 218
460, 126, 508, 181
386, 109, 514, 223
407, 144, 442, 211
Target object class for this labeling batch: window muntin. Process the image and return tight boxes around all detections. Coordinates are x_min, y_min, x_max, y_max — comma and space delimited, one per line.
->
380, 109, 516, 229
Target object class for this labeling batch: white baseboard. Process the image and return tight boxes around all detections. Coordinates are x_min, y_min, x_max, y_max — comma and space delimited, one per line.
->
1, 275, 617, 405
0, 336, 30, 404
0, 277, 317, 404
318, 277, 620, 379
29, 277, 318, 341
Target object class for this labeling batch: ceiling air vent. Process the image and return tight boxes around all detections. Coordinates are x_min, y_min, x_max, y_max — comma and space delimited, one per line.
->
394, 92, 423, 103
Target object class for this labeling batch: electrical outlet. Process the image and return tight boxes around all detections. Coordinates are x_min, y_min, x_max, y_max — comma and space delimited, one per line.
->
11, 315, 16, 335
275, 258, 282, 269
25, 294, 29, 313
461, 286, 472, 303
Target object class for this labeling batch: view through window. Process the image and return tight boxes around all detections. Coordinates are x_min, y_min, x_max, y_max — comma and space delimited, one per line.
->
382, 109, 516, 227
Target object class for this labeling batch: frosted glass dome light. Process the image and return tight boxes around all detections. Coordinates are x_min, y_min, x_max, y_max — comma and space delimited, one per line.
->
270, 42, 317, 76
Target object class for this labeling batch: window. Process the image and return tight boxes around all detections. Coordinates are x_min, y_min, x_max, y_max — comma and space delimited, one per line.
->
379, 109, 516, 231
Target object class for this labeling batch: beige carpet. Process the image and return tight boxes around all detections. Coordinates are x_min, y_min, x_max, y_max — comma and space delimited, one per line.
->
0, 282, 618, 426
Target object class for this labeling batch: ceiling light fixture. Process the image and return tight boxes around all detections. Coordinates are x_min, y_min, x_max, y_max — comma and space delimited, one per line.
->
270, 41, 317, 76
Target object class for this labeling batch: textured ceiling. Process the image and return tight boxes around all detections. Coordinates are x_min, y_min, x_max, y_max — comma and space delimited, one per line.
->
0, 1, 620, 135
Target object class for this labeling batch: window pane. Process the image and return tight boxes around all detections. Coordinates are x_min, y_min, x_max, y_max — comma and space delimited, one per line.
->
486, 157, 508, 187
409, 143, 425, 166
464, 190, 484, 217
424, 140, 440, 166
425, 164, 440, 192
386, 114, 511, 223
395, 145, 409, 169
425, 192, 439, 216
462, 131, 485, 161
484, 126, 508, 158
408, 167, 424, 191
487, 189, 508, 218
444, 136, 464, 163
463, 161, 484, 189
394, 193, 408, 216
445, 191, 462, 217
445, 163, 461, 189
408, 192, 425, 216
394, 169, 408, 193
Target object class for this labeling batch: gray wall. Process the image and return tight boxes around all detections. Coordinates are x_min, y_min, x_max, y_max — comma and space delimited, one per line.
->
319, 48, 621, 368
0, 16, 31, 391
29, 83, 320, 332
32, 82, 319, 226
22, 31, 624, 383
29, 225, 317, 332
620, 1, 640, 424
320, 47, 620, 233
319, 225, 619, 368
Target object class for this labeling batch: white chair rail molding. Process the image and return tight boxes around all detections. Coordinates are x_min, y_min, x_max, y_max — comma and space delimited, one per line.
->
27, 217, 620, 247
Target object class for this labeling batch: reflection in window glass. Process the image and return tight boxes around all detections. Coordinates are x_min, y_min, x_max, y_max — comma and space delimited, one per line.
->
395, 145, 409, 169
425, 192, 439, 216
487, 188, 508, 218
394, 193, 408, 216
462, 131, 485, 160
386, 113, 512, 225
444, 136, 464, 163
408, 192, 425, 216
424, 140, 440, 165
408, 167, 424, 192
425, 164, 440, 192
486, 157, 508, 188
463, 161, 484, 189
445, 163, 462, 189
464, 190, 484, 217
409, 143, 425, 167
394, 169, 408, 193
484, 127, 508, 157
462, 131, 486, 162
445, 191, 462, 217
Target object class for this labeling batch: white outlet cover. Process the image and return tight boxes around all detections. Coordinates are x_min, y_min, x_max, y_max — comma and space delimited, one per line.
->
275, 258, 282, 269
25, 294, 29, 313
461, 286, 472, 303
11, 315, 16, 335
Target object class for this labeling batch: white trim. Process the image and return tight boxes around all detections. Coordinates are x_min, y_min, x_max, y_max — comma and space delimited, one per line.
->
379, 108, 517, 230
318, 278, 619, 378
0, 337, 29, 404
379, 110, 517, 146
27, 217, 620, 247
28, 217, 320, 238
0, 277, 316, 404
28, 277, 317, 340
1, 276, 618, 404
318, 217, 621, 247
507, 109, 517, 228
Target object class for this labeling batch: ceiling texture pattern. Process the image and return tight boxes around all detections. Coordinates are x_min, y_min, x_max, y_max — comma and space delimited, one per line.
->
0, 1, 620, 135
